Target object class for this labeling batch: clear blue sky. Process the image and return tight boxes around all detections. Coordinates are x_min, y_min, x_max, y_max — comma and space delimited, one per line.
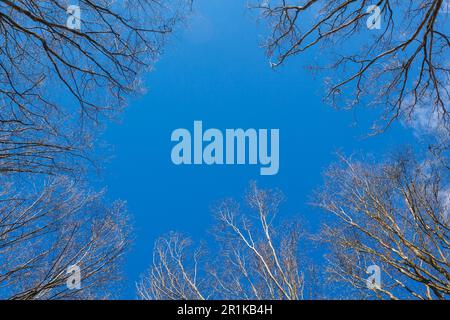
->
99, 0, 416, 298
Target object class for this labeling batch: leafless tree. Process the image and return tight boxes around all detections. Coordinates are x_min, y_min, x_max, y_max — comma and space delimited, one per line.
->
316, 152, 450, 299
0, 0, 190, 176
137, 232, 208, 300
0, 1, 190, 300
255, 0, 450, 134
137, 183, 308, 300
0, 176, 130, 299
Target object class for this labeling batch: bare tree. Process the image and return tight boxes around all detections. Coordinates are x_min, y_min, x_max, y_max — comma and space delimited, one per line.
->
0, 176, 130, 299
255, 1, 450, 134
137, 232, 208, 300
0, 0, 190, 176
316, 152, 450, 300
0, 1, 190, 300
137, 183, 308, 300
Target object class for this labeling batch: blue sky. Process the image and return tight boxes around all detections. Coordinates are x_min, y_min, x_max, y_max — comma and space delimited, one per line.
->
99, 0, 416, 298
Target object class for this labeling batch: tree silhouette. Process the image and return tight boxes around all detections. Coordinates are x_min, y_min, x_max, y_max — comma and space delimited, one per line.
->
0, 0, 189, 175
256, 0, 449, 136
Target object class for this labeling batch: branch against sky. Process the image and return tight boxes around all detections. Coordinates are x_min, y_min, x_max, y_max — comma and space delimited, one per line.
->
137, 232, 208, 300
315, 151, 450, 300
137, 183, 309, 300
0, 1, 191, 300
254, 0, 450, 134
138, 164, 449, 300
0, 176, 131, 300
0, 0, 190, 176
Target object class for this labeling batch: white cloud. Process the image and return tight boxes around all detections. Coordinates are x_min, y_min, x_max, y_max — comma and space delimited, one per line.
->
409, 103, 447, 137
438, 187, 450, 219
402, 84, 449, 144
